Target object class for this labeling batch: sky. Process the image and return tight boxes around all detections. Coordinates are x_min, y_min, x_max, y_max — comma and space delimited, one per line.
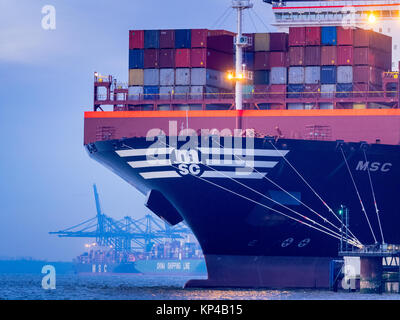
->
0, 0, 274, 261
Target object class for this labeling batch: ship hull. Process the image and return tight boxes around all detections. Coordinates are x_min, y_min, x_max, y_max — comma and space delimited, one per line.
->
85, 135, 400, 288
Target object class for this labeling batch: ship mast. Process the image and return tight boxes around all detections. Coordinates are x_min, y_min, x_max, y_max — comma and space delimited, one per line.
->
232, 0, 253, 111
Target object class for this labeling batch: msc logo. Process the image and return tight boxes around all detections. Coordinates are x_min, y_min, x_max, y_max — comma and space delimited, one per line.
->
170, 149, 203, 177
355, 161, 392, 172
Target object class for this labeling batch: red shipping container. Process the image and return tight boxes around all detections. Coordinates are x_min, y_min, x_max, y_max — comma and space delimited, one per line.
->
190, 48, 233, 70
268, 84, 286, 99
270, 33, 288, 51
207, 35, 234, 54
289, 27, 306, 46
159, 49, 175, 68
337, 27, 353, 45
353, 66, 383, 85
254, 85, 270, 99
337, 46, 353, 65
269, 51, 287, 67
289, 46, 304, 66
129, 30, 144, 49
254, 52, 269, 70
175, 49, 190, 67
305, 46, 321, 66
321, 46, 337, 65
304, 84, 320, 98
191, 29, 208, 48
353, 83, 368, 97
354, 47, 375, 66
159, 30, 175, 48
305, 27, 321, 46
208, 29, 235, 37
143, 49, 159, 68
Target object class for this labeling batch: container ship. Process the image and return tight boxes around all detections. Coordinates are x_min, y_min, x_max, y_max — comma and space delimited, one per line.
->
83, 0, 400, 288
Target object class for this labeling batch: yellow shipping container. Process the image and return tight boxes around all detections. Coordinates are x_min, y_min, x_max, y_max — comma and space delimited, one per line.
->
129, 69, 144, 86
353, 103, 366, 109
254, 33, 270, 52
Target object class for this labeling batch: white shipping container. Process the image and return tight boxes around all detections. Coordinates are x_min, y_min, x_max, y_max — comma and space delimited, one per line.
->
287, 103, 304, 110
175, 68, 191, 85
321, 84, 336, 98
305, 66, 320, 84
288, 67, 305, 84
159, 86, 174, 100
337, 66, 353, 84
174, 86, 190, 99
128, 86, 144, 100
160, 69, 175, 86
270, 67, 287, 85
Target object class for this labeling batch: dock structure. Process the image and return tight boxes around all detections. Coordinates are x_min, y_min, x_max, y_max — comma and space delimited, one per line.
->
339, 245, 400, 293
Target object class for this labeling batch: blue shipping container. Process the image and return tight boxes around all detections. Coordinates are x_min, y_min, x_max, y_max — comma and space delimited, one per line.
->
175, 29, 191, 48
144, 30, 160, 49
143, 85, 159, 100
243, 51, 254, 70
129, 49, 144, 69
336, 83, 353, 98
254, 70, 270, 85
287, 84, 304, 99
321, 26, 337, 45
321, 66, 337, 84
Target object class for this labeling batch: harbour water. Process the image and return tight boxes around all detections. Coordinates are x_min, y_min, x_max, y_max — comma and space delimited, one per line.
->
1, 274, 400, 300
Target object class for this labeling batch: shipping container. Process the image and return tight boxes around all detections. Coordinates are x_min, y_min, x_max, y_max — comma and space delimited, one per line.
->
143, 85, 159, 100
353, 28, 391, 52
143, 49, 159, 68
175, 49, 191, 68
175, 29, 191, 48
268, 84, 286, 99
129, 49, 144, 69
321, 66, 337, 84
128, 86, 143, 100
288, 67, 305, 84
174, 85, 190, 99
175, 68, 191, 85
337, 66, 353, 83
159, 30, 175, 48
269, 52, 287, 67
159, 86, 174, 99
254, 52, 269, 70
353, 103, 366, 109
159, 49, 175, 68
337, 46, 353, 65
129, 30, 144, 49
305, 66, 320, 84
336, 83, 353, 98
319, 102, 334, 109
305, 46, 321, 66
269, 33, 288, 51
160, 68, 175, 86
321, 46, 337, 65
287, 103, 304, 110
289, 46, 304, 66
129, 69, 144, 86
254, 84, 270, 99
191, 68, 232, 89
254, 70, 270, 85
321, 26, 337, 45
190, 85, 221, 99
191, 29, 207, 48
207, 35, 234, 54
243, 51, 254, 70
144, 30, 160, 49
254, 33, 270, 51
304, 84, 320, 98
270, 67, 287, 84
337, 27, 353, 46
353, 66, 383, 85
353, 83, 369, 97
287, 84, 305, 98
289, 27, 306, 46
143, 69, 159, 86
305, 27, 321, 46
320, 84, 336, 98
190, 48, 233, 70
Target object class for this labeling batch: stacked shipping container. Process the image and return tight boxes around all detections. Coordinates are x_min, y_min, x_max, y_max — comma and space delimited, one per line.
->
128, 29, 235, 102
128, 27, 392, 110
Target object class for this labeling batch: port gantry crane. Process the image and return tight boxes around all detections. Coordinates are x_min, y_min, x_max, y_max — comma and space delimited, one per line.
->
49, 184, 192, 254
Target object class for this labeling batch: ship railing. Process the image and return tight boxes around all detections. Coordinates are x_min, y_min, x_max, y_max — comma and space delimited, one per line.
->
95, 90, 397, 102
383, 71, 399, 80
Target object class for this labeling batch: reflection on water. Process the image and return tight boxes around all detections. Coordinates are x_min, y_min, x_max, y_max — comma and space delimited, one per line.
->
1, 274, 400, 300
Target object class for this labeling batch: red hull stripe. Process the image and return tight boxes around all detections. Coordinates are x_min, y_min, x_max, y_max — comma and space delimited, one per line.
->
85, 109, 400, 119
273, 3, 400, 10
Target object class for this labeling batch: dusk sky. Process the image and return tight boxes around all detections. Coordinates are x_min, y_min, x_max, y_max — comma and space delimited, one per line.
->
0, 0, 273, 261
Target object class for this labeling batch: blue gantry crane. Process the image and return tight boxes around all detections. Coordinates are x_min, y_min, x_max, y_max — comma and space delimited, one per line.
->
49, 184, 192, 255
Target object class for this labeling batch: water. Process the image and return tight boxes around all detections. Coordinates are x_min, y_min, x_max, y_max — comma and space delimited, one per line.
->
1, 274, 400, 300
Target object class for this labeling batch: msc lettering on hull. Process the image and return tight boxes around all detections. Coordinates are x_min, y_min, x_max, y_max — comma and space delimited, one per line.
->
355, 161, 392, 172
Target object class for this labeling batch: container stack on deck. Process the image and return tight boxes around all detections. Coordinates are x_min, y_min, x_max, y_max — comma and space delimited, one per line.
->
127, 27, 392, 110
128, 29, 235, 108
